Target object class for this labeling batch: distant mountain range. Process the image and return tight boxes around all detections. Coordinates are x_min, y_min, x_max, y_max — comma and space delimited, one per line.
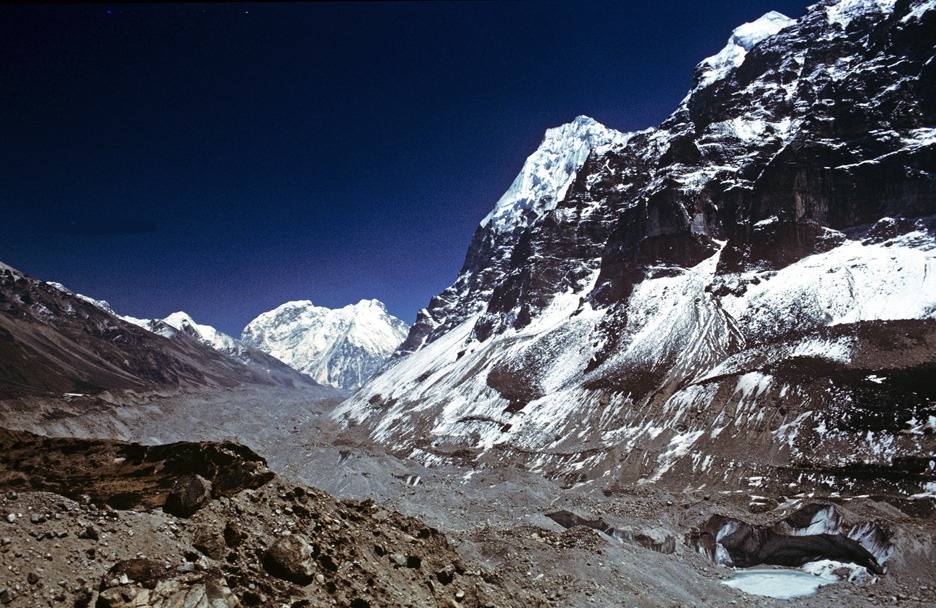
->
0, 262, 407, 397
0, 263, 315, 398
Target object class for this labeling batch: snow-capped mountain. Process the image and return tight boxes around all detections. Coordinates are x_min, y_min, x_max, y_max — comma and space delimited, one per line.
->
336, 0, 936, 498
480, 115, 631, 234
398, 115, 629, 356
241, 299, 409, 389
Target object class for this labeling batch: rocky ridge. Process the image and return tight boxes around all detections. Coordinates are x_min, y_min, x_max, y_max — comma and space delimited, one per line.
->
0, 429, 540, 608
0, 265, 315, 400
2, 423, 934, 608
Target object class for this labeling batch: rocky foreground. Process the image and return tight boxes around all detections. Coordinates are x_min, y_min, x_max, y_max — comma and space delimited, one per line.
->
0, 429, 531, 608
0, 425, 934, 608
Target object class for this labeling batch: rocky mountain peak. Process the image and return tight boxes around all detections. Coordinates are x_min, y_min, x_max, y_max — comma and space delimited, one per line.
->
338, 0, 936, 495
480, 115, 629, 234
161, 311, 237, 350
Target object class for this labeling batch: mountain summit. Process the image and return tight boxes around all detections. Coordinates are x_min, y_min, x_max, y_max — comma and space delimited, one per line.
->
241, 299, 409, 389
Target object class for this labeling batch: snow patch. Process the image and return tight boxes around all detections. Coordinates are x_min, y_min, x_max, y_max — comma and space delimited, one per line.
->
900, 0, 935, 23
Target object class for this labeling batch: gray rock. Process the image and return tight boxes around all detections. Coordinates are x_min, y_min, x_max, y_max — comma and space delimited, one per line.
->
261, 535, 315, 585
390, 552, 407, 567
77, 525, 99, 541
96, 570, 239, 608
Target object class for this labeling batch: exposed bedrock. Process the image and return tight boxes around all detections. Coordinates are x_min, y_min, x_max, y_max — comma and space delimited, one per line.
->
0, 428, 274, 513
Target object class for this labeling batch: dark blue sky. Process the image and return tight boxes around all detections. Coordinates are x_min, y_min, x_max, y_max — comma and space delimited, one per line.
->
1, 1, 813, 336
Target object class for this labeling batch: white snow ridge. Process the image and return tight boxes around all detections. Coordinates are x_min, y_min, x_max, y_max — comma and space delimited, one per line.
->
241, 299, 409, 389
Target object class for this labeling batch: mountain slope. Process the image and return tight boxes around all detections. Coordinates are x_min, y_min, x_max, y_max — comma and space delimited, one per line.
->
241, 299, 409, 389
120, 310, 318, 388
0, 265, 315, 398
336, 0, 936, 498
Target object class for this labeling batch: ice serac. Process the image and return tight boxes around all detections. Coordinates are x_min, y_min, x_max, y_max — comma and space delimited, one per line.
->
241, 299, 409, 389
336, 0, 936, 497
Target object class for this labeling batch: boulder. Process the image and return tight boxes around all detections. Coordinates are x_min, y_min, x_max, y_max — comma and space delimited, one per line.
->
193, 528, 226, 560
262, 535, 316, 585
163, 475, 212, 518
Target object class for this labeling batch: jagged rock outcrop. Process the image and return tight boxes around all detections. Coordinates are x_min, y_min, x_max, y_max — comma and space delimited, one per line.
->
336, 0, 936, 496
241, 299, 408, 389
0, 428, 274, 510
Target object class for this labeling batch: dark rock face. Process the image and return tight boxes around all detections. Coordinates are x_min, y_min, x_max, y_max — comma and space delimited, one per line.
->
0, 428, 274, 511
342, 0, 936, 494
396, 0, 934, 347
